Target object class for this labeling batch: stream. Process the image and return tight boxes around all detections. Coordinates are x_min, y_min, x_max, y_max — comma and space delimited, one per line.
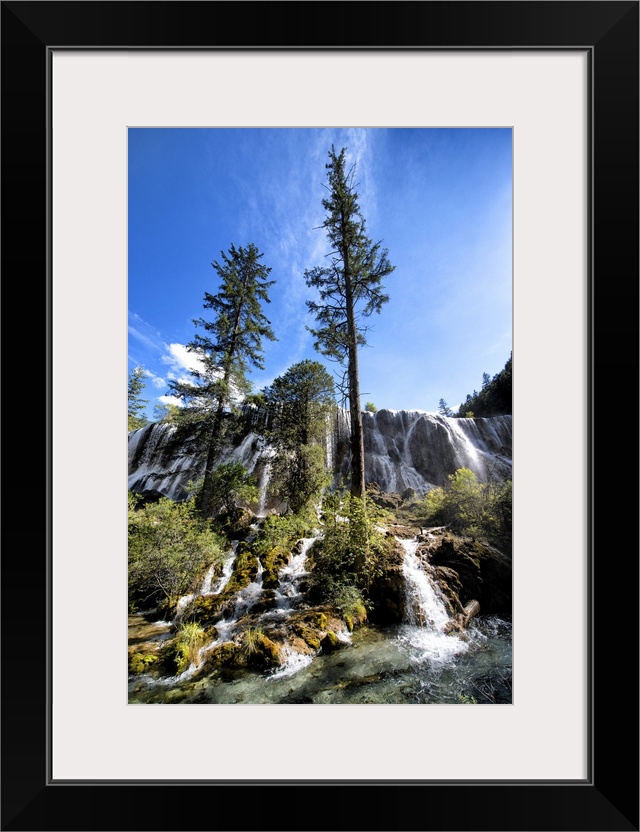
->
128, 534, 512, 705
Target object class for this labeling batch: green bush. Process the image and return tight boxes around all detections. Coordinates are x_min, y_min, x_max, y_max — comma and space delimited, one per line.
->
423, 468, 511, 547
128, 493, 226, 609
310, 492, 387, 618
253, 509, 317, 556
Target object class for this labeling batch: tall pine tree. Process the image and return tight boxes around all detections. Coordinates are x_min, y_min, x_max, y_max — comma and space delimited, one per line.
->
168, 242, 277, 515
304, 146, 394, 499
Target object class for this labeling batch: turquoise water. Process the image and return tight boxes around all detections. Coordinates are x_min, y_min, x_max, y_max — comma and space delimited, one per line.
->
128, 616, 512, 705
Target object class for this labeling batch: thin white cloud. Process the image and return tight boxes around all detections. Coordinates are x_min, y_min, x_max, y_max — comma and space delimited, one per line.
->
158, 395, 183, 408
128, 312, 165, 352
128, 325, 161, 352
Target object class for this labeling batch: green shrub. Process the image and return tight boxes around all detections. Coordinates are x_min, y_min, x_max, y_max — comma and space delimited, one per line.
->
128, 493, 226, 609
253, 509, 317, 556
422, 468, 511, 547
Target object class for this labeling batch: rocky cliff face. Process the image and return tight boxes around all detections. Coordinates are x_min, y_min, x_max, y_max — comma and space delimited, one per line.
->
357, 409, 511, 493
128, 409, 512, 503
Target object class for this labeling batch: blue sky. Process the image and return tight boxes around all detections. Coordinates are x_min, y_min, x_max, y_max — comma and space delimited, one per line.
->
128, 127, 512, 422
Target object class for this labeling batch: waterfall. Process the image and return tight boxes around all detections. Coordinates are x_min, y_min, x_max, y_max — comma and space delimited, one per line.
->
128, 422, 198, 501
199, 564, 217, 596
173, 541, 239, 619
232, 559, 264, 618
399, 538, 450, 631
174, 592, 196, 617
269, 644, 314, 679
128, 411, 511, 502
256, 462, 272, 518
261, 537, 315, 625
397, 536, 469, 663
153, 557, 264, 686
273, 538, 314, 611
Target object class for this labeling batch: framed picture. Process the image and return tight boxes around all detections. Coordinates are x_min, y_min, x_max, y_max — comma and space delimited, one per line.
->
3, 2, 637, 830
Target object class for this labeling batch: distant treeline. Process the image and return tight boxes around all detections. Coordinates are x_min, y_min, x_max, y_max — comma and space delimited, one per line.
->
457, 353, 512, 418
440, 353, 512, 419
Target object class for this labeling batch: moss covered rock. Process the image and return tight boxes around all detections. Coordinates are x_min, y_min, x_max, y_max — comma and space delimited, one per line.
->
207, 641, 241, 668
128, 652, 159, 674
261, 545, 292, 589
320, 631, 345, 653
251, 634, 282, 669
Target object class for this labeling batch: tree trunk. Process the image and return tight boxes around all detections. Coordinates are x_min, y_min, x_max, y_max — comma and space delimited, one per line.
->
198, 299, 244, 516
198, 400, 225, 516
343, 268, 365, 500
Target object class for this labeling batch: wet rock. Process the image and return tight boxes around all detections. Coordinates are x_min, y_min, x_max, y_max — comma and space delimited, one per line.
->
320, 631, 344, 653
246, 634, 283, 669
429, 534, 511, 616
206, 641, 240, 668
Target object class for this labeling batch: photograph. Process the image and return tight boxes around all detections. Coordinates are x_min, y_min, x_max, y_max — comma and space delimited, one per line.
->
2, 0, 637, 829
127, 127, 513, 705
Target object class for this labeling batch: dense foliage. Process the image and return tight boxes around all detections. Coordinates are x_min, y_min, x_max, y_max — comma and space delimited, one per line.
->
261, 360, 336, 514
128, 493, 226, 610
189, 462, 260, 522
309, 492, 390, 623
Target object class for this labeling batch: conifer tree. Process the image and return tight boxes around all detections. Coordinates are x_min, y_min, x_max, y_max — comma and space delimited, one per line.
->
168, 242, 277, 515
304, 146, 394, 499
128, 366, 148, 431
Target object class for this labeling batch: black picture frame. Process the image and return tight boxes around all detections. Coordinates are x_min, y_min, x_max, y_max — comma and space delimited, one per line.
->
2, 2, 638, 830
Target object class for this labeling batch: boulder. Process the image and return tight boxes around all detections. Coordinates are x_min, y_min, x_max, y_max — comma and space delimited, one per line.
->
429, 534, 511, 616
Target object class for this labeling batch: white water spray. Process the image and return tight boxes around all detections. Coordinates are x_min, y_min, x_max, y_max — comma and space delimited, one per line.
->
398, 537, 469, 663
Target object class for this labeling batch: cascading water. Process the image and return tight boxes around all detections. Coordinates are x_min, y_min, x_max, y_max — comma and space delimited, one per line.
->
128, 411, 511, 505
173, 541, 239, 620
272, 538, 314, 613
151, 557, 266, 687
130, 527, 512, 703
233, 559, 264, 618
199, 564, 217, 596
269, 644, 314, 680
256, 463, 272, 518
400, 538, 450, 630
398, 537, 470, 663
128, 406, 513, 703
205, 541, 238, 596
263, 537, 318, 675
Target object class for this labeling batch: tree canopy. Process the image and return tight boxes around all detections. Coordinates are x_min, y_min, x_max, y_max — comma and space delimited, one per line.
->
261, 359, 336, 514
